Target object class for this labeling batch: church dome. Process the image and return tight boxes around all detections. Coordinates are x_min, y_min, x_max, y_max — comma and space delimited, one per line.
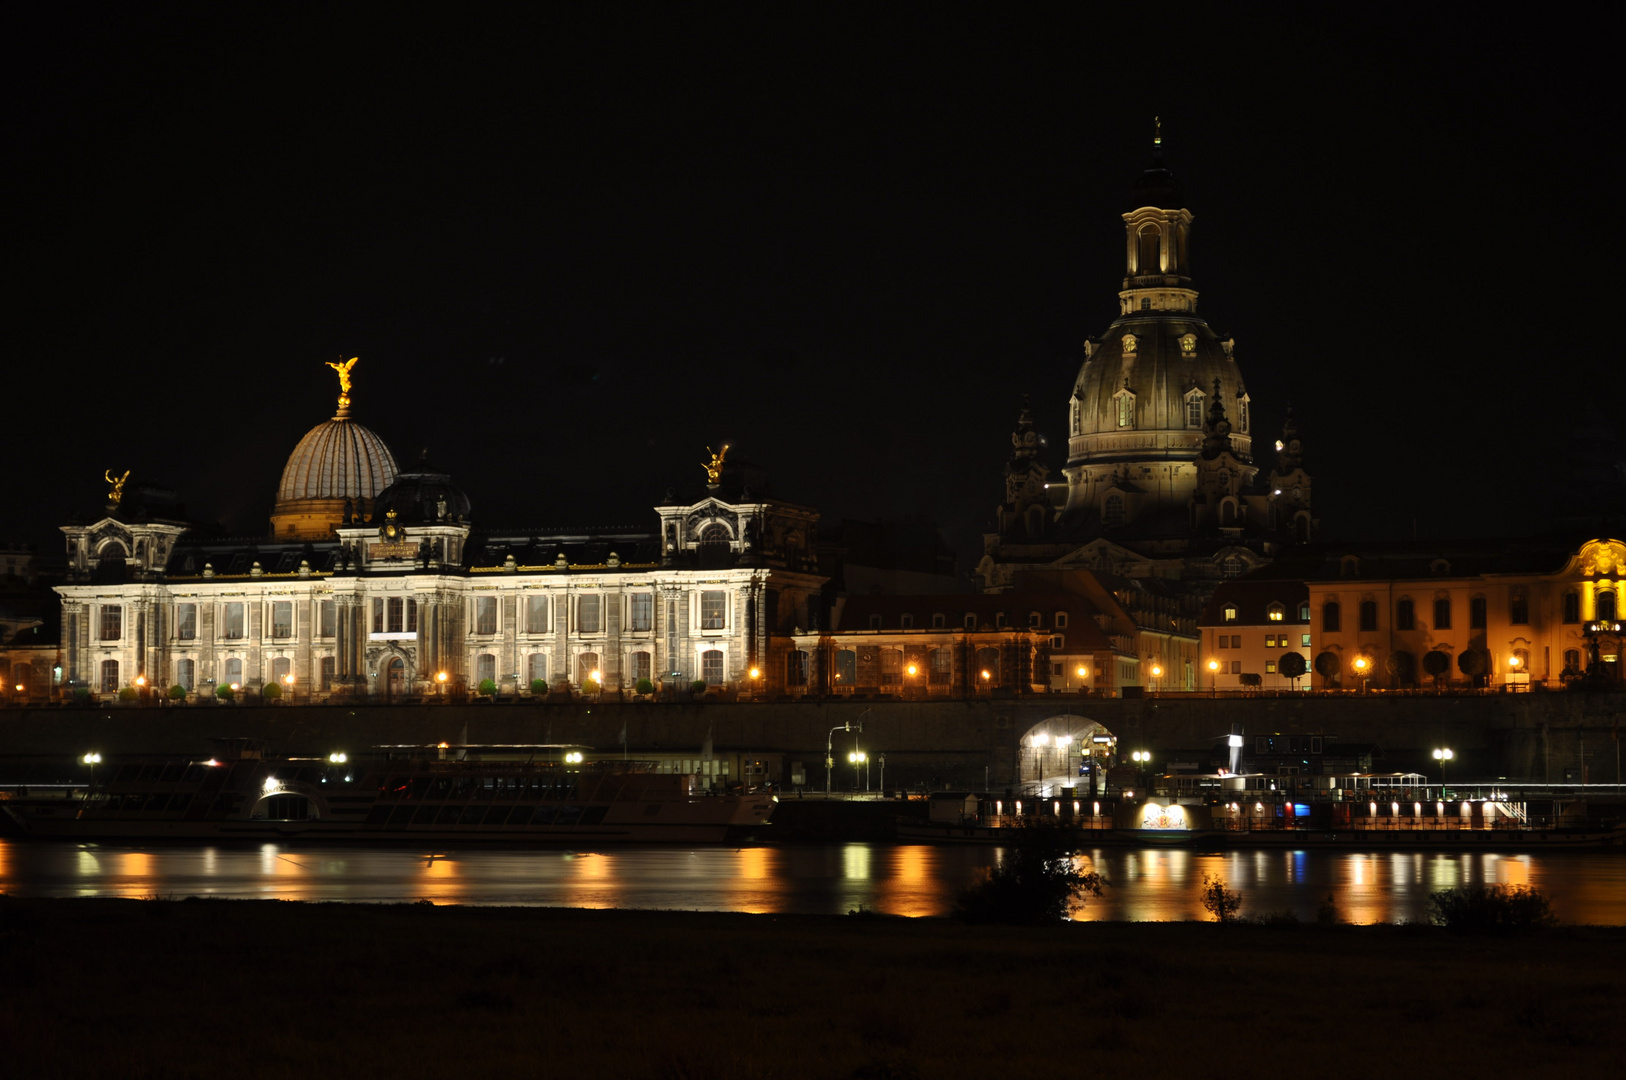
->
370, 456, 471, 525
270, 410, 399, 539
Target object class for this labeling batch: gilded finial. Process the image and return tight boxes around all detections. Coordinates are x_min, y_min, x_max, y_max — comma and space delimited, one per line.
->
704, 444, 730, 485
326, 356, 359, 411
104, 469, 130, 508
1153, 116, 1161, 147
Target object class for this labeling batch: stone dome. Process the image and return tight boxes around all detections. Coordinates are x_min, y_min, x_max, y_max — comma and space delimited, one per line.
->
369, 457, 471, 525
270, 410, 399, 539
1069, 316, 1252, 466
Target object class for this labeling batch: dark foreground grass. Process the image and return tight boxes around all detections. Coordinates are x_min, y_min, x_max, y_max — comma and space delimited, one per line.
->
2, 896, 1624, 1078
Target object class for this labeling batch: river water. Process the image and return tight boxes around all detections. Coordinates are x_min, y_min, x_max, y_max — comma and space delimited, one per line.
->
4, 840, 1624, 923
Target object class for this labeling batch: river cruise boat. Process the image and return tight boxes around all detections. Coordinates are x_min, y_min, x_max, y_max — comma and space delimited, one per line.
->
901, 776, 1625, 849
0, 741, 775, 844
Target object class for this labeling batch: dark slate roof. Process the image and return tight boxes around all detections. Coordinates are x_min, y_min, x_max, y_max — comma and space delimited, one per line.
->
1198, 580, 1310, 628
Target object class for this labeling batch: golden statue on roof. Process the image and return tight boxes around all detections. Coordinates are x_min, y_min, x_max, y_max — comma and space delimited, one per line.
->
326, 356, 359, 409
105, 469, 129, 507
704, 444, 730, 485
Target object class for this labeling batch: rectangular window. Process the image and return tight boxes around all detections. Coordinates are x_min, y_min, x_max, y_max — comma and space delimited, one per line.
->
101, 658, 119, 692
175, 603, 196, 640
317, 601, 335, 638
700, 591, 726, 630
474, 597, 497, 635
932, 613, 945, 629
1230, 660, 1242, 675
1359, 601, 1378, 632
629, 593, 652, 632
1301, 633, 1312, 647
964, 614, 976, 630
929, 648, 952, 685
1470, 597, 1487, 630
1265, 661, 1277, 674
99, 605, 122, 640
578, 595, 602, 634
387, 597, 404, 634
407, 598, 417, 633
272, 601, 293, 638
835, 649, 857, 686
527, 594, 550, 633
1510, 593, 1528, 625
320, 656, 335, 691
223, 602, 245, 640
372, 598, 385, 634
901, 614, 914, 629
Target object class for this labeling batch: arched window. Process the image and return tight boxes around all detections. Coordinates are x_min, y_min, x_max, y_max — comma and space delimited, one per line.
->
928, 647, 951, 685
100, 658, 120, 692
577, 652, 602, 686
1299, 602, 1311, 620
1137, 224, 1161, 273
628, 651, 651, 685
527, 653, 548, 685
1238, 395, 1250, 433
834, 649, 857, 687
785, 650, 809, 687
1359, 600, 1378, 631
1222, 556, 1243, 578
1114, 387, 1135, 429
1395, 599, 1415, 631
270, 656, 291, 685
475, 654, 496, 684
1599, 590, 1619, 621
1220, 501, 1237, 527
879, 648, 902, 686
1562, 592, 1580, 624
1563, 649, 1582, 673
698, 524, 731, 568
223, 657, 243, 687
1434, 598, 1452, 629
1509, 592, 1529, 625
974, 647, 1000, 687
1103, 495, 1125, 527
701, 649, 724, 686
175, 658, 194, 691
1322, 602, 1341, 633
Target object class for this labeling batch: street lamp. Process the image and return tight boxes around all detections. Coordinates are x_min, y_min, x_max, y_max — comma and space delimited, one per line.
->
1354, 655, 1370, 693
283, 672, 295, 704
826, 716, 865, 797
1433, 747, 1454, 789
1149, 663, 1162, 694
848, 750, 867, 792
1074, 665, 1088, 694
1208, 658, 1219, 696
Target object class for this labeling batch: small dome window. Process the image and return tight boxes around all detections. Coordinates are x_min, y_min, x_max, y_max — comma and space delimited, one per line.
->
1180, 333, 1197, 356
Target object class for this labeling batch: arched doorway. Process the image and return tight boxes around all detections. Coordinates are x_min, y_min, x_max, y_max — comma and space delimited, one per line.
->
1020, 715, 1115, 797
387, 657, 405, 698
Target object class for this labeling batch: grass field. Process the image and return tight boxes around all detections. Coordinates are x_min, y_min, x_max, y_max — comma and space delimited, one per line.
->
2, 896, 1623, 1078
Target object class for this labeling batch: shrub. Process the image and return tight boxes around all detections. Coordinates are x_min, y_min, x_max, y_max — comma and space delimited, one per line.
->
1253, 909, 1299, 928
215, 684, 235, 701
635, 678, 655, 695
530, 678, 547, 694
1239, 672, 1261, 688
167, 684, 186, 701
261, 682, 282, 700
953, 829, 1104, 925
1200, 874, 1242, 922
690, 680, 707, 695
117, 687, 138, 702
1428, 884, 1556, 932
476, 678, 498, 697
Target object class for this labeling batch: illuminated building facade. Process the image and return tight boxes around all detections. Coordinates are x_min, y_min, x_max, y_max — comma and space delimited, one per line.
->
52, 380, 825, 700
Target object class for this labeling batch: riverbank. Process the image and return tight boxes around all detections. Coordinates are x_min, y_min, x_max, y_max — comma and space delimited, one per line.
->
2, 896, 1622, 1077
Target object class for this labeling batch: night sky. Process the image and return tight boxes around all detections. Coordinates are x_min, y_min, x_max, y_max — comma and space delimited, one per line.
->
8, 7, 1613, 567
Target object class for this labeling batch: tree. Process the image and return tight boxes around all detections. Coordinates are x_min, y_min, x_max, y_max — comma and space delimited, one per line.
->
953, 830, 1105, 925
1423, 649, 1451, 689
476, 678, 498, 697
530, 678, 547, 695
635, 678, 655, 695
215, 684, 235, 701
261, 682, 282, 700
1314, 651, 1340, 689
1201, 874, 1242, 922
1457, 648, 1486, 687
117, 687, 138, 702
1386, 649, 1416, 687
1279, 650, 1307, 690
167, 684, 187, 701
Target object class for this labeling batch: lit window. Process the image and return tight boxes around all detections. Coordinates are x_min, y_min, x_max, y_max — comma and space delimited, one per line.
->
1223, 605, 1238, 623
629, 593, 653, 632
99, 605, 123, 641
1267, 604, 1284, 622
1187, 393, 1205, 428
701, 649, 724, 686
1266, 661, 1277, 674
699, 591, 725, 631
1116, 391, 1135, 429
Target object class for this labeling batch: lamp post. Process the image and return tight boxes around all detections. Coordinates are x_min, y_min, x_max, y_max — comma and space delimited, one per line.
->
1075, 665, 1088, 694
1208, 658, 1219, 697
283, 672, 295, 705
905, 661, 918, 700
878, 752, 886, 794
1149, 663, 1162, 695
848, 750, 867, 793
1433, 747, 1454, 791
1353, 655, 1370, 694
826, 715, 865, 797
748, 666, 762, 699
436, 670, 448, 699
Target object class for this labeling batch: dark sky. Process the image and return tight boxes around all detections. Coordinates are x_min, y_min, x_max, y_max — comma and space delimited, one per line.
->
7, 6, 1614, 565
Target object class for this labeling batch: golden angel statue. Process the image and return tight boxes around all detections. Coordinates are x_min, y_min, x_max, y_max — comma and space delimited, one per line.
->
326, 356, 359, 407
105, 469, 130, 507
704, 444, 730, 484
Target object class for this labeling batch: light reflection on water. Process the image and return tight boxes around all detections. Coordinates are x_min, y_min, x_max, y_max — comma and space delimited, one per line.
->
1, 840, 1622, 924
